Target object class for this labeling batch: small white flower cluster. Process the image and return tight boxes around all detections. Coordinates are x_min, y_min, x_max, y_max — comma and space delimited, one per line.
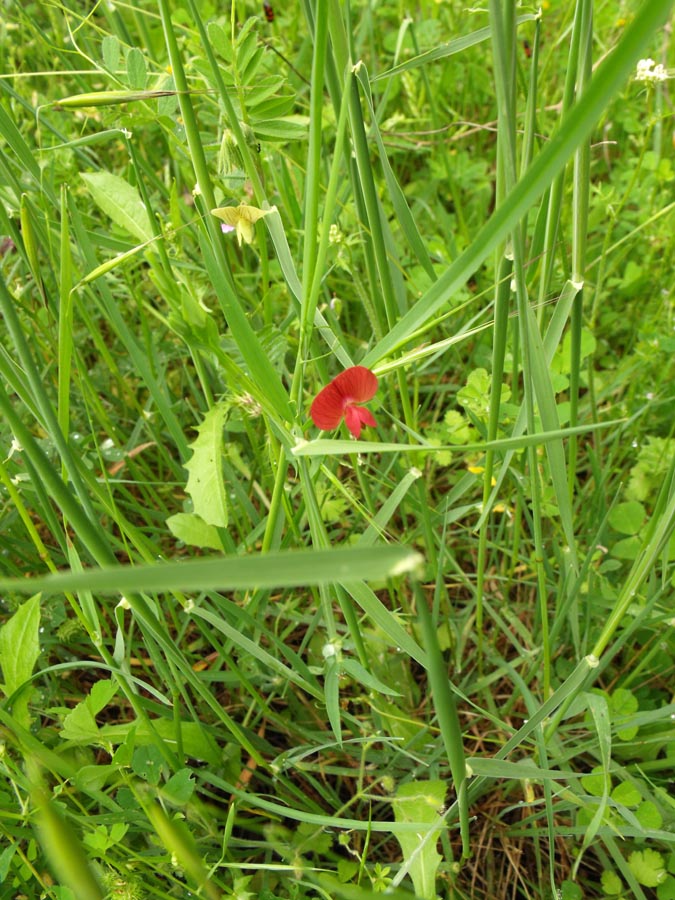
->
635, 58, 669, 83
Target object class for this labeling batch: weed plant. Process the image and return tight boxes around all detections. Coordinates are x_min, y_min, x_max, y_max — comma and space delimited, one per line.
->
0, 1, 674, 899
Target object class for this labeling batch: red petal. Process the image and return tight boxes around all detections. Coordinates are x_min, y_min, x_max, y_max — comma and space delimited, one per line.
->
331, 366, 378, 402
310, 382, 345, 430
344, 404, 376, 439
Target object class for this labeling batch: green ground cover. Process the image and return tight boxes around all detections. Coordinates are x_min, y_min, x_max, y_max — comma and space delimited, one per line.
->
1, 0, 674, 898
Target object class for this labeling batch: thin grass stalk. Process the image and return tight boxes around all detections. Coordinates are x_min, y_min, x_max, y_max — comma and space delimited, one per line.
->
287, 32, 351, 418
66, 195, 190, 458
348, 73, 415, 429
488, 0, 556, 693
476, 254, 512, 656
568, 0, 593, 499
0, 276, 106, 544
57, 185, 73, 449
519, 16, 540, 180
0, 456, 58, 573
535, 0, 585, 320
300, 0, 329, 305
415, 582, 470, 859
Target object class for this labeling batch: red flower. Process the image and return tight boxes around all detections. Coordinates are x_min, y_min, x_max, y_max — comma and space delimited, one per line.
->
310, 366, 378, 439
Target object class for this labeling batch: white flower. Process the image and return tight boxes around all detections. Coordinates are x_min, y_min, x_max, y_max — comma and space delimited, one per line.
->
635, 58, 669, 83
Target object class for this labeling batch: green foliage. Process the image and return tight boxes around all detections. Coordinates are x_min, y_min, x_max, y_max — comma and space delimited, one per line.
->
0, 594, 40, 728
1, 0, 674, 898
392, 781, 445, 900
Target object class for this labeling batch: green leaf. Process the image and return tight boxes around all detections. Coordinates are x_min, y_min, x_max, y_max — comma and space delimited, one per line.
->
608, 501, 646, 536
184, 403, 229, 528
126, 47, 147, 90
610, 536, 642, 561
601, 869, 623, 896
392, 780, 445, 900
657, 875, 675, 900
167, 512, 225, 551
341, 658, 401, 697
582, 766, 607, 798
98, 718, 221, 764
61, 681, 117, 742
101, 35, 120, 72
610, 687, 639, 740
161, 768, 196, 806
611, 780, 641, 807
552, 328, 597, 375
132, 744, 166, 786
0, 844, 17, 883
0, 546, 422, 597
81, 172, 153, 243
0, 594, 40, 728
629, 849, 667, 888
635, 801, 663, 831
252, 116, 309, 141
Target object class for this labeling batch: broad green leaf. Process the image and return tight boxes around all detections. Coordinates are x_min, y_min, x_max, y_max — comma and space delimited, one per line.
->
629, 849, 667, 888
160, 768, 196, 806
81, 172, 153, 243
252, 116, 309, 141
600, 870, 622, 896
184, 403, 229, 528
167, 512, 225, 551
0, 594, 40, 728
635, 801, 663, 831
611, 781, 641, 807
126, 47, 147, 90
61, 680, 118, 742
101, 35, 120, 72
657, 876, 675, 900
610, 687, 639, 741
608, 502, 646, 536
392, 780, 445, 900
97, 719, 220, 765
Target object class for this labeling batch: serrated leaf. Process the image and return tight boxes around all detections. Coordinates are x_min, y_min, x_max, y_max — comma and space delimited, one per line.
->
81, 172, 153, 243
393, 780, 445, 900
184, 404, 229, 528
0, 594, 40, 728
629, 849, 667, 887
167, 512, 225, 551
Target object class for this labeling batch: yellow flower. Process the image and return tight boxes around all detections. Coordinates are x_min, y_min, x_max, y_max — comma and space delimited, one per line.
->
211, 204, 273, 245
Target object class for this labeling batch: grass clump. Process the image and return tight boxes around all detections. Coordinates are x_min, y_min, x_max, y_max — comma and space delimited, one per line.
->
0, 1, 674, 899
